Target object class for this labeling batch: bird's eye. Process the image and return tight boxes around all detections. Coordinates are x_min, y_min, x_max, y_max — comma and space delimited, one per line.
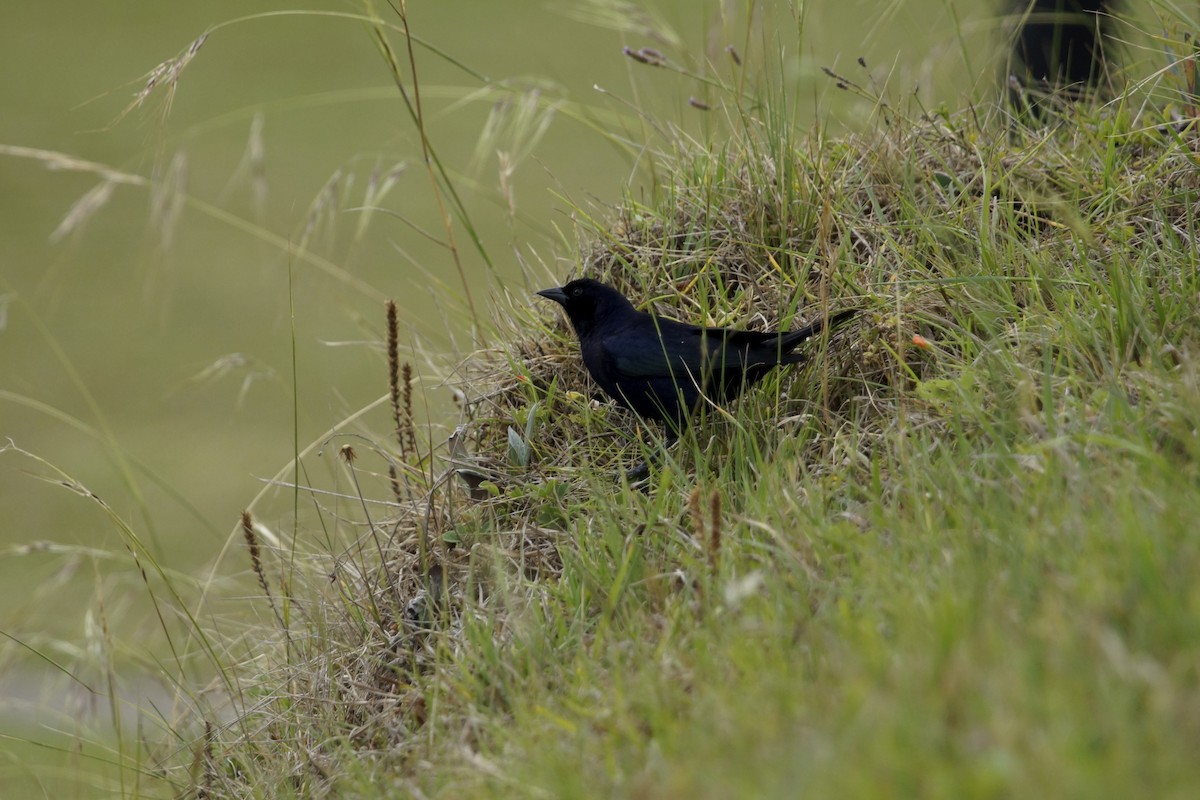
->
571, 286, 582, 297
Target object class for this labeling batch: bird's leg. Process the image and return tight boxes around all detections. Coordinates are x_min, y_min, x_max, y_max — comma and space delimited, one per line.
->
624, 430, 678, 483
625, 459, 653, 483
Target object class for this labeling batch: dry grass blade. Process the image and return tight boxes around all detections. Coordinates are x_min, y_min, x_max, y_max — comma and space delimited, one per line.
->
51, 180, 117, 243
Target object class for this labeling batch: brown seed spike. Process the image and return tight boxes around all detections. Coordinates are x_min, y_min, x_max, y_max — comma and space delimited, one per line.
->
708, 488, 721, 575
240, 511, 259, 574
388, 461, 405, 505
384, 301, 418, 461
339, 444, 357, 463
386, 300, 402, 441
726, 45, 742, 66
688, 487, 703, 544
401, 362, 416, 459
241, 510, 284, 630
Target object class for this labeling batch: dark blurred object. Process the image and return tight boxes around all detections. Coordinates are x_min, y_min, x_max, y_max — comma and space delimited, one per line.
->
1006, 0, 1122, 118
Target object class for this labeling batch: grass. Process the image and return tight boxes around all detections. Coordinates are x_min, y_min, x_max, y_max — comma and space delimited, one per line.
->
189, 79, 1200, 800
6, 2, 1200, 797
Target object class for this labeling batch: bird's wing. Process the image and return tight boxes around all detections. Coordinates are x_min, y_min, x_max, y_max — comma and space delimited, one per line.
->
598, 318, 708, 379
603, 335, 690, 379
702, 328, 788, 369
606, 323, 780, 377
601, 310, 855, 377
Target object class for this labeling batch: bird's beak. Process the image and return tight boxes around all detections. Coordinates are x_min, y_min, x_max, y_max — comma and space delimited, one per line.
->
536, 287, 568, 305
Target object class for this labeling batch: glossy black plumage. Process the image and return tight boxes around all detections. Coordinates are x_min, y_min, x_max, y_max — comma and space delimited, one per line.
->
537, 278, 856, 435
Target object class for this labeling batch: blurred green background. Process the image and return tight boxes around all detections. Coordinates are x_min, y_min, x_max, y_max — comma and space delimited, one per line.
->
0, 0, 1001, 782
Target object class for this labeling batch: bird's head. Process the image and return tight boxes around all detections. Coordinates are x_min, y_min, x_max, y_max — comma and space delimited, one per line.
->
537, 278, 634, 339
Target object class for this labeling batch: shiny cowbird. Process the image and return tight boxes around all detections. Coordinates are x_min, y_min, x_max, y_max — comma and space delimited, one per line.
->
537, 278, 855, 462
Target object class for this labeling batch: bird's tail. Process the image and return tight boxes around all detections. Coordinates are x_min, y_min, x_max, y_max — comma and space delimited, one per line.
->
777, 308, 857, 360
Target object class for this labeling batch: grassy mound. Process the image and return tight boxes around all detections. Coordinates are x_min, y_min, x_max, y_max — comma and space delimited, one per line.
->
196, 96, 1200, 798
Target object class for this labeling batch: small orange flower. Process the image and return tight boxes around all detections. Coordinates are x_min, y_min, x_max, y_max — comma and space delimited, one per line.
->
912, 334, 931, 350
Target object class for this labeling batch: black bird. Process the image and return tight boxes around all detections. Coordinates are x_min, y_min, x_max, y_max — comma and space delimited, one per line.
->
537, 278, 855, 468
1005, 0, 1121, 120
